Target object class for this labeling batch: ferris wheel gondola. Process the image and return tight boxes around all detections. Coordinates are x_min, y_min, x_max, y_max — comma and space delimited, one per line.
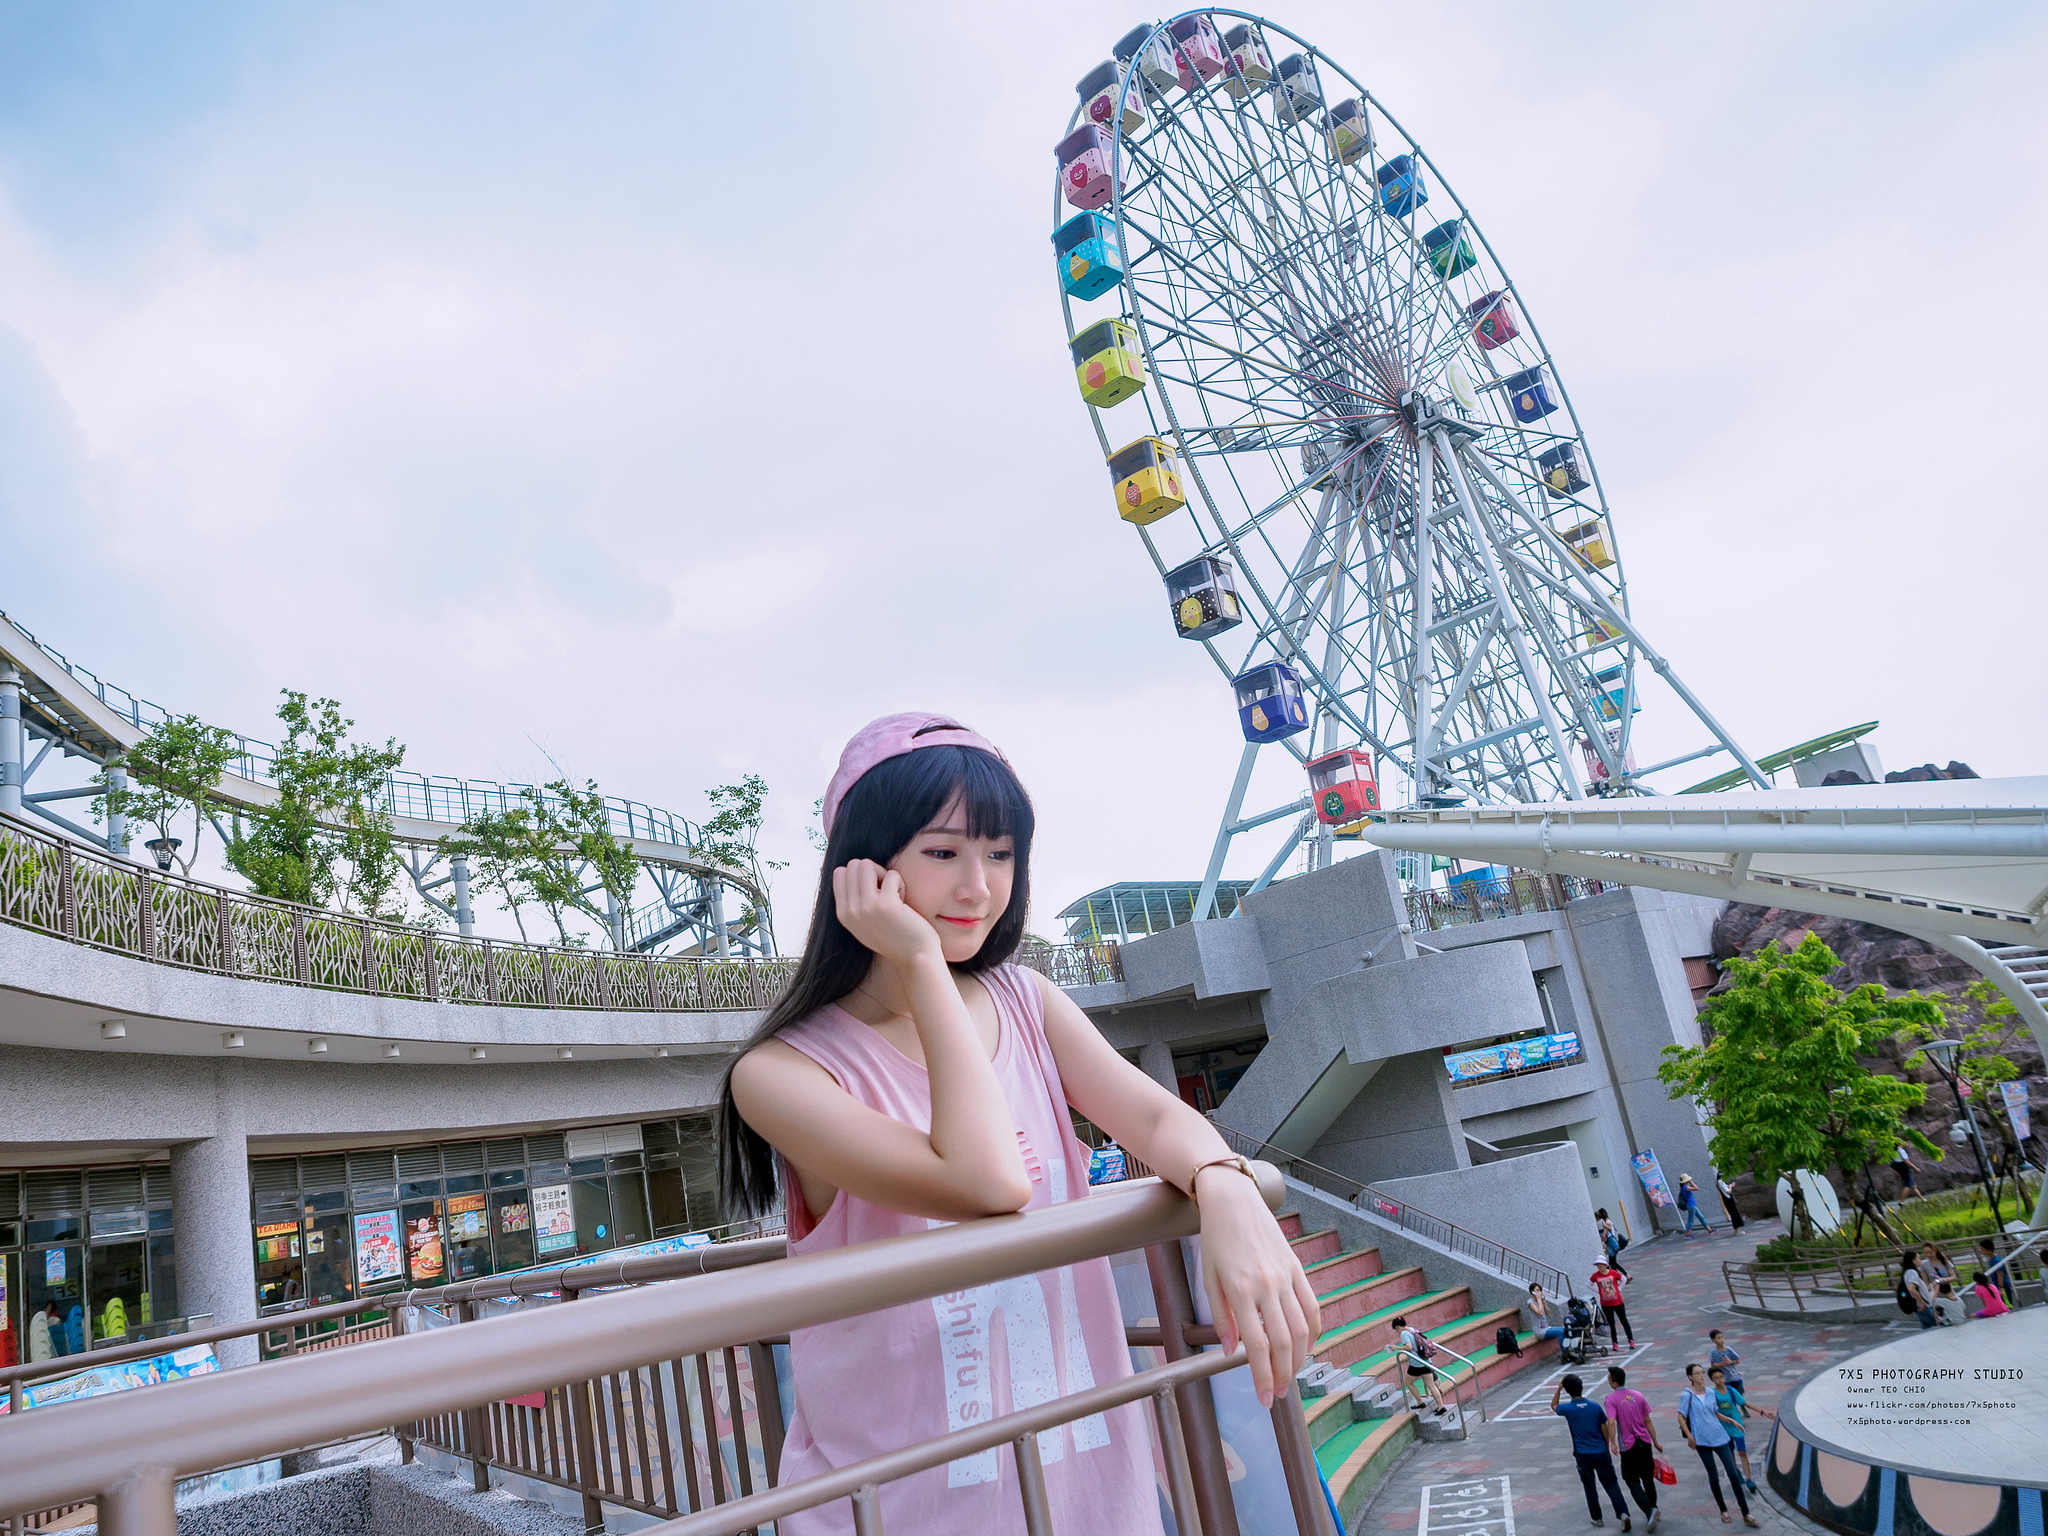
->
1052, 11, 1766, 911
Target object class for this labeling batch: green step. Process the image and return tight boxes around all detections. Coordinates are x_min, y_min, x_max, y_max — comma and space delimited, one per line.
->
1314, 1415, 1383, 1478
1315, 1286, 1460, 1349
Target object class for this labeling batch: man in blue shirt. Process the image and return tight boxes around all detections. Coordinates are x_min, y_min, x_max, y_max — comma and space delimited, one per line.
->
1553, 1374, 1630, 1528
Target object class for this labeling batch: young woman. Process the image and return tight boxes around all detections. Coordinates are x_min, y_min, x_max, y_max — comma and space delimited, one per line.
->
1679, 1362, 1757, 1526
1595, 1208, 1630, 1277
1969, 1269, 2015, 1318
720, 714, 1318, 1535
1526, 1282, 1566, 1341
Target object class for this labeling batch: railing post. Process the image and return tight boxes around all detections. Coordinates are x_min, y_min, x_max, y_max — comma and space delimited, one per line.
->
484, 940, 498, 1003
136, 866, 155, 957
1270, 1384, 1339, 1536
1013, 1429, 1054, 1536
217, 890, 235, 972
424, 934, 440, 1002
293, 909, 310, 984
359, 920, 376, 993
561, 1288, 606, 1535
542, 948, 558, 1009
57, 840, 76, 938
1145, 1240, 1242, 1536
453, 1301, 492, 1492
95, 1465, 176, 1536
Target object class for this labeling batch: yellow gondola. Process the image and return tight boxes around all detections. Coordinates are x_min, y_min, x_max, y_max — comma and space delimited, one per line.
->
1107, 436, 1186, 525
1069, 318, 1147, 408
1560, 515, 1616, 570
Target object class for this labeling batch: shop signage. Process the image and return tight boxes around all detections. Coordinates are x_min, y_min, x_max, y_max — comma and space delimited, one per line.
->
353, 1209, 402, 1287
1631, 1149, 1675, 1209
447, 1192, 488, 1241
533, 1184, 575, 1255
255, 1221, 301, 1263
2002, 1081, 2031, 1145
1443, 1031, 1582, 1084
406, 1212, 444, 1281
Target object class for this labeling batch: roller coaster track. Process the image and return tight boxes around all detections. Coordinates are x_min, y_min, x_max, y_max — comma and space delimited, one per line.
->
0, 610, 764, 955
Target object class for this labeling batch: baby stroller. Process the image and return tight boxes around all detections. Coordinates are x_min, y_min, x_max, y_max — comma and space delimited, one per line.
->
1560, 1295, 1600, 1365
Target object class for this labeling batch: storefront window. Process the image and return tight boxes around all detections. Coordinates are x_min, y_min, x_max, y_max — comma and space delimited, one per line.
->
25, 1245, 83, 1357
571, 1178, 613, 1254
445, 1192, 491, 1280
303, 1212, 352, 1304
608, 1170, 651, 1248
86, 1240, 147, 1342
402, 1201, 444, 1284
255, 1220, 302, 1308
489, 1187, 534, 1272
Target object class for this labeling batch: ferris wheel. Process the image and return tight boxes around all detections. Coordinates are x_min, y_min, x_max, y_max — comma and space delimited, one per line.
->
1052, 12, 1765, 911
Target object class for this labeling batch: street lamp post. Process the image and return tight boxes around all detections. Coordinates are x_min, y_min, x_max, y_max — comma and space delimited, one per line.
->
1922, 1038, 2002, 1220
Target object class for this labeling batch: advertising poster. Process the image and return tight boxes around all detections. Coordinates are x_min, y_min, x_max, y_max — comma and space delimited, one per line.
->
2002, 1081, 2030, 1145
353, 1209, 402, 1287
498, 1200, 531, 1234
45, 1248, 64, 1284
1443, 1031, 1583, 1084
447, 1192, 488, 1240
8, 1343, 220, 1413
533, 1183, 576, 1255
255, 1220, 300, 1263
406, 1212, 444, 1281
1631, 1149, 1675, 1209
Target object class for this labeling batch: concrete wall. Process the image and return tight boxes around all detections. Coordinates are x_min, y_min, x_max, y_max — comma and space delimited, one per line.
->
1368, 1142, 1597, 1292
69, 1461, 581, 1536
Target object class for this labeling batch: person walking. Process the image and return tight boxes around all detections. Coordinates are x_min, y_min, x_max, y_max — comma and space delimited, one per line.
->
1591, 1257, 1635, 1349
1715, 1174, 1745, 1232
1391, 1315, 1439, 1410
1890, 1144, 1918, 1200
1528, 1282, 1567, 1342
1706, 1329, 1744, 1397
1708, 1366, 1761, 1493
1596, 1208, 1632, 1277
1676, 1174, 1713, 1235
1679, 1362, 1757, 1526
1552, 1374, 1631, 1529
1603, 1364, 1663, 1533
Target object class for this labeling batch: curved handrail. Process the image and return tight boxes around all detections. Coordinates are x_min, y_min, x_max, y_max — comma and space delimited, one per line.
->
0, 1166, 1285, 1517
0, 609, 761, 902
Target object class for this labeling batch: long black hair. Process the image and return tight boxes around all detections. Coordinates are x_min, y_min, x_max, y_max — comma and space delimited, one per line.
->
716, 742, 1035, 1217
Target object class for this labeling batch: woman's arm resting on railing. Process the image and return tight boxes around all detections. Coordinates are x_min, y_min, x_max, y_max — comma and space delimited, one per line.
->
1032, 971, 1319, 1409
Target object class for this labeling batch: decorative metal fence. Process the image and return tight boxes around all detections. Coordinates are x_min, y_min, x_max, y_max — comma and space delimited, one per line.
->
1405, 870, 1615, 932
0, 810, 1121, 1012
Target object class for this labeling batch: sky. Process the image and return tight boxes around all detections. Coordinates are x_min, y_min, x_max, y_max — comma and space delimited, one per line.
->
2, 2, 2044, 947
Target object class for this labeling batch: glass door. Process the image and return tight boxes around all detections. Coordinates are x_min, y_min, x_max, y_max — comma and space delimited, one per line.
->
86, 1240, 146, 1345
489, 1187, 534, 1273
254, 1220, 304, 1308
303, 1212, 352, 1304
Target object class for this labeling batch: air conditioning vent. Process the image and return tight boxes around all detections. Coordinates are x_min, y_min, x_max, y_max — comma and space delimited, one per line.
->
88, 1167, 145, 1209
299, 1154, 347, 1191
442, 1141, 485, 1174
565, 1124, 644, 1161
486, 1138, 525, 1168
396, 1146, 442, 1180
0, 1171, 21, 1219
27, 1170, 84, 1216
251, 1159, 300, 1196
524, 1134, 566, 1163
145, 1167, 173, 1206
348, 1151, 396, 1187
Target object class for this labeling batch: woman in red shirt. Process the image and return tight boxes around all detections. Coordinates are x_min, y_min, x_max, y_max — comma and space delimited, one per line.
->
1591, 1258, 1635, 1349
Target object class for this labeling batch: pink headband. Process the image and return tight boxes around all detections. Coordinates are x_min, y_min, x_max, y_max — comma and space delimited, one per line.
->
822, 712, 1006, 835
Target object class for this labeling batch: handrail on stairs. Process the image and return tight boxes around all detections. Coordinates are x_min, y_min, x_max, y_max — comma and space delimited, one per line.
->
1416, 1337, 1487, 1432
1208, 1117, 1576, 1300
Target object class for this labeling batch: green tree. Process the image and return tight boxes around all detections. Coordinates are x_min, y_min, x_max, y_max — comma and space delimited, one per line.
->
92, 714, 239, 878
445, 779, 639, 948
224, 691, 405, 915
701, 773, 785, 949
1657, 935, 1943, 1228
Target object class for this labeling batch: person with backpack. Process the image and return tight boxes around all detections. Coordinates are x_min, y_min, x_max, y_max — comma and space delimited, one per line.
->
1898, 1251, 1937, 1329
1591, 1257, 1635, 1349
1679, 1362, 1757, 1526
1552, 1374, 1631, 1529
1604, 1364, 1663, 1532
1596, 1208, 1631, 1276
1391, 1314, 1439, 1410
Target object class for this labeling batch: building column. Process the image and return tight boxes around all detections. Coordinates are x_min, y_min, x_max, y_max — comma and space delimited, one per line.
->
0, 663, 22, 816
170, 1060, 260, 1367
1138, 1041, 1177, 1094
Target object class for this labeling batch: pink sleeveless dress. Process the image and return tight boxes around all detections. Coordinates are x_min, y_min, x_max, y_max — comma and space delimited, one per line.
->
773, 964, 1164, 1536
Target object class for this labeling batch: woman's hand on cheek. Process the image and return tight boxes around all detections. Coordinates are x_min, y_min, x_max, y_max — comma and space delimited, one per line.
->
1197, 1173, 1320, 1410
833, 860, 944, 969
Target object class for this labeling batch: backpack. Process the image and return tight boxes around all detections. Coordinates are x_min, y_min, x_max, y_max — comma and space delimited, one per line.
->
1495, 1325, 1522, 1358
1408, 1329, 1437, 1361
1896, 1278, 1918, 1315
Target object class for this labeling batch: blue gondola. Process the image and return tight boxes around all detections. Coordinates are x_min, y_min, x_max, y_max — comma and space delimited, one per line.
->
1591, 665, 1638, 722
1054, 211, 1125, 301
1422, 218, 1475, 278
1503, 365, 1560, 423
1377, 154, 1428, 218
1536, 443, 1590, 499
1234, 662, 1308, 742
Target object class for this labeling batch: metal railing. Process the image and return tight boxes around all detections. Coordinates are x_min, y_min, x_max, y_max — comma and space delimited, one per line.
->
0, 1168, 1335, 1536
1723, 1226, 2048, 1315
0, 809, 1120, 1012
1209, 1121, 1576, 1299
1406, 870, 1616, 932
1411, 1338, 1484, 1435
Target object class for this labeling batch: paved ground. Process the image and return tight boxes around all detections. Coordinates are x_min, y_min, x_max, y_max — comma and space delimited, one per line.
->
1352, 1217, 1917, 1536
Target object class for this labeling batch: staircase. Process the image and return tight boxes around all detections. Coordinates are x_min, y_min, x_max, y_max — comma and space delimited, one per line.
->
1278, 1211, 1560, 1530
